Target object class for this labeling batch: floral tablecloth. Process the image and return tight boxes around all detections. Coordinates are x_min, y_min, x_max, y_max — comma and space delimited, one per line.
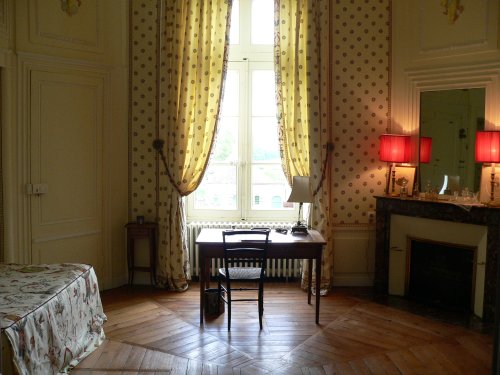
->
0, 263, 106, 374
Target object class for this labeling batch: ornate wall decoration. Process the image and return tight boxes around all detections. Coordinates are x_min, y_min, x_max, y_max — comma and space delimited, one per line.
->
440, 0, 464, 24
61, 0, 82, 16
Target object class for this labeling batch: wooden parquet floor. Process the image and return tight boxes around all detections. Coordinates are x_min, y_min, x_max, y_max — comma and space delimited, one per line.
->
73, 282, 493, 374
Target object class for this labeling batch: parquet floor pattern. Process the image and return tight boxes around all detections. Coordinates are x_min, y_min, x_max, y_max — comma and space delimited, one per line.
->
73, 282, 493, 374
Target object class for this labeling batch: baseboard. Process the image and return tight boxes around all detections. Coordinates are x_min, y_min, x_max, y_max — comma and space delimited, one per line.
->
102, 275, 128, 291
333, 274, 374, 287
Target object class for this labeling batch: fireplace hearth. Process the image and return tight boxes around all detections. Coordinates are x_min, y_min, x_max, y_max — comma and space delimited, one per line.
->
407, 239, 475, 313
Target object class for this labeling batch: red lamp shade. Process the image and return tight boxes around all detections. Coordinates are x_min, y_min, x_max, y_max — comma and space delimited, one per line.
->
379, 134, 411, 163
475, 131, 500, 163
419, 137, 432, 163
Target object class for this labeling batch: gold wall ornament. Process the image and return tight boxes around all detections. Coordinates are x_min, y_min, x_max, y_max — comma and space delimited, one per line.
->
61, 0, 82, 16
440, 0, 464, 24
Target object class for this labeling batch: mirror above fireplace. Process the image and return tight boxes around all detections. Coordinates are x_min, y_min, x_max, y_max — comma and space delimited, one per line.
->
396, 63, 500, 196
419, 88, 485, 194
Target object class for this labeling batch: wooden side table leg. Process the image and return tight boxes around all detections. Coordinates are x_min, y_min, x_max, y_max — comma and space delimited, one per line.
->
150, 230, 157, 286
315, 252, 321, 324
200, 254, 205, 326
128, 238, 135, 285
308, 259, 313, 305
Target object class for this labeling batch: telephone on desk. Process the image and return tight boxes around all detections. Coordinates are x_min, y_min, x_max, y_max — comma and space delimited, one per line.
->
291, 224, 308, 234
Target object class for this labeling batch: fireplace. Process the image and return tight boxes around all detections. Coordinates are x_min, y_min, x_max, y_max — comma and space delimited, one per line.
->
386, 214, 487, 318
374, 196, 500, 374
406, 238, 476, 313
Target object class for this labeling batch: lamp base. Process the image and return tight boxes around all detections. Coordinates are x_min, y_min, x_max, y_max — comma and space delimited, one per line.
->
291, 224, 309, 235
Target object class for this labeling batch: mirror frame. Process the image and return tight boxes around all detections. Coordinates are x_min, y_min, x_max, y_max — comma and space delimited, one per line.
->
395, 62, 500, 190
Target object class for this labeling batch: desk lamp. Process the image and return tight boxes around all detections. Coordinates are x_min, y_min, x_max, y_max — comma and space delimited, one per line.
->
287, 176, 313, 234
475, 131, 500, 203
379, 134, 411, 195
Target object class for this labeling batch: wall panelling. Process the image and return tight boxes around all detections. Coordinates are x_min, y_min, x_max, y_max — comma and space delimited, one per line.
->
2, 1, 129, 289
29, 0, 102, 53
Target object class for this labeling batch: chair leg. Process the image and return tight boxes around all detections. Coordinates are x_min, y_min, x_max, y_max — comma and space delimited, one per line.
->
217, 279, 222, 313
258, 302, 262, 330
261, 283, 264, 313
258, 283, 264, 330
227, 288, 231, 331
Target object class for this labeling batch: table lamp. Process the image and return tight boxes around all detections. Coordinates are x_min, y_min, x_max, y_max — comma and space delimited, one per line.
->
287, 176, 313, 234
475, 131, 500, 203
420, 137, 432, 163
379, 134, 411, 195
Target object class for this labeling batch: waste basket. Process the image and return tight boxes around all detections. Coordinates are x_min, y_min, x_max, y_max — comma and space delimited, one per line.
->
204, 288, 224, 316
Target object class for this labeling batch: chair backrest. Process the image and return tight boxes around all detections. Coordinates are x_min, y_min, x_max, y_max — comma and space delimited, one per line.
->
221, 229, 270, 278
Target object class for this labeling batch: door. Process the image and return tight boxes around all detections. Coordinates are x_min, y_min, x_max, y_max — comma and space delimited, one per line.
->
30, 69, 103, 272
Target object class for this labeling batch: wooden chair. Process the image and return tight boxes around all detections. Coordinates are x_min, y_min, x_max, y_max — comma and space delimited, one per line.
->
218, 229, 270, 331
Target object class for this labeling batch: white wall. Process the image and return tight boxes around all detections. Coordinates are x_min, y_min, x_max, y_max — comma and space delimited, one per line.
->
392, 0, 500, 141
333, 225, 376, 286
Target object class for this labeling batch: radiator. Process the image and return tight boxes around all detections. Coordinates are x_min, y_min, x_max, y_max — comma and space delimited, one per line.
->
187, 221, 301, 279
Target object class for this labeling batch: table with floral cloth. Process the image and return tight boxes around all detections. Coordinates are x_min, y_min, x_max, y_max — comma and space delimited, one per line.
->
0, 263, 107, 374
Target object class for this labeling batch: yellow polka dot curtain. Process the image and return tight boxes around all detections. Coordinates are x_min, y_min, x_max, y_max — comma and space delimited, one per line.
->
156, 0, 232, 290
274, 0, 333, 294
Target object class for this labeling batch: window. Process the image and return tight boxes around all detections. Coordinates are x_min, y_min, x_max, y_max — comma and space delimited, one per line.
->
187, 0, 293, 222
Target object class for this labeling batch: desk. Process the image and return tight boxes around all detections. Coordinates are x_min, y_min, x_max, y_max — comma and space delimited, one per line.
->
196, 228, 326, 326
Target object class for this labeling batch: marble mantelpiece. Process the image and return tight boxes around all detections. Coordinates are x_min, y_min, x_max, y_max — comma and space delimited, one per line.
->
374, 195, 500, 322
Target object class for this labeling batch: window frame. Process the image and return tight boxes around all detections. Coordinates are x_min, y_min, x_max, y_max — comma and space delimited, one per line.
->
186, 0, 296, 223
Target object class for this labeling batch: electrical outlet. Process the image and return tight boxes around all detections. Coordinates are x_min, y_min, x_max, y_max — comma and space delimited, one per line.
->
367, 211, 376, 224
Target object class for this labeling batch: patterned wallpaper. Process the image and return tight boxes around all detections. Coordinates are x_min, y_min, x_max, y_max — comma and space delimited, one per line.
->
330, 0, 390, 224
129, 0, 390, 226
129, 0, 157, 220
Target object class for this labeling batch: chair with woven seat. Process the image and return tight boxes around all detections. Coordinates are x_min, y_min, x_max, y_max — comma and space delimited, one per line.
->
218, 229, 270, 331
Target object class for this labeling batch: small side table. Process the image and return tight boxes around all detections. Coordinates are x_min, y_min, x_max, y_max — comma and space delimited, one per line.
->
125, 221, 158, 286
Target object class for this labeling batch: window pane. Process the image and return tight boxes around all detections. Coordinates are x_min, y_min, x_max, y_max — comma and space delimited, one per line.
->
251, 0, 274, 45
194, 166, 237, 210
252, 117, 280, 162
229, 0, 239, 45
251, 165, 291, 210
252, 70, 276, 117
214, 69, 239, 163
213, 118, 238, 162
220, 70, 239, 117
